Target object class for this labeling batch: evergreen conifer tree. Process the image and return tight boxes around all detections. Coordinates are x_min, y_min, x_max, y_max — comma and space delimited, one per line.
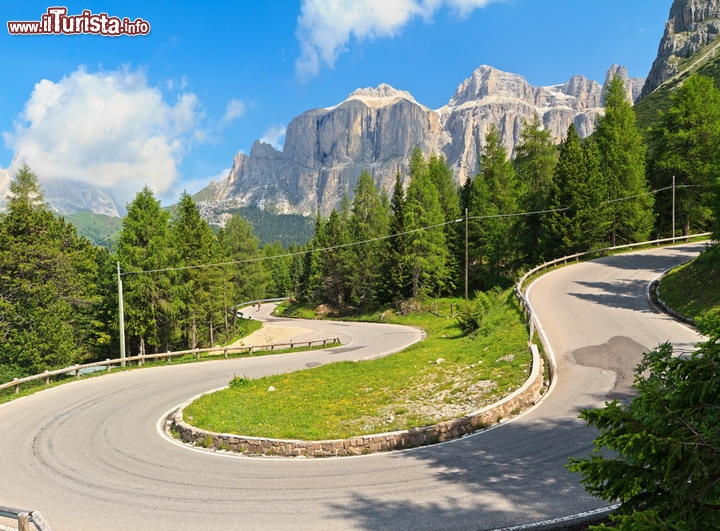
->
595, 76, 654, 245
349, 170, 389, 305
116, 186, 174, 355
381, 171, 411, 301
648, 73, 720, 236
405, 157, 449, 297
0, 165, 105, 378
514, 116, 558, 265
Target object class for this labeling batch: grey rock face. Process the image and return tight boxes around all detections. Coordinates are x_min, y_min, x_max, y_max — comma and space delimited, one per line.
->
201, 65, 642, 217
641, 0, 720, 97
41, 179, 122, 217
0, 167, 123, 217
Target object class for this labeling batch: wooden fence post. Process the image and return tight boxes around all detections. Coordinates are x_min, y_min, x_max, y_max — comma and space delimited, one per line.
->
18, 513, 31, 531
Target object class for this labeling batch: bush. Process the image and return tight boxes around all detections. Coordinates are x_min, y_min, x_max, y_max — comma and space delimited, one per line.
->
455, 287, 505, 338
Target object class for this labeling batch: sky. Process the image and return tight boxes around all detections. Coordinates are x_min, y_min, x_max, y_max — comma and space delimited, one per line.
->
0, 0, 674, 207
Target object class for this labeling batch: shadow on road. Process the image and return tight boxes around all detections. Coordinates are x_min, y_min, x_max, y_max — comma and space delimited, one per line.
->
326, 414, 613, 530
569, 278, 652, 312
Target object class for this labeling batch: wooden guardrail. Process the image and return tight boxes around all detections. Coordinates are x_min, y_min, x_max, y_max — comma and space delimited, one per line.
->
0, 338, 340, 395
0, 506, 51, 531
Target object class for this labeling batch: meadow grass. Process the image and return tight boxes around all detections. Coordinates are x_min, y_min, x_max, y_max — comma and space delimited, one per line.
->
184, 292, 531, 440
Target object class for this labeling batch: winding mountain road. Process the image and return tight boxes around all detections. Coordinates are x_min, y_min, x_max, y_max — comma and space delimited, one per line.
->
0, 242, 706, 530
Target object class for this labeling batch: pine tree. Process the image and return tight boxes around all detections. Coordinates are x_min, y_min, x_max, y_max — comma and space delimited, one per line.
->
595, 76, 654, 245
541, 125, 608, 259
468, 124, 520, 285
315, 209, 353, 306
169, 191, 218, 349
514, 115, 558, 265
405, 158, 449, 298
0, 165, 104, 378
263, 241, 293, 298
116, 186, 174, 355
297, 214, 323, 302
218, 215, 267, 306
381, 171, 411, 301
648, 73, 720, 236
568, 320, 720, 529
428, 153, 461, 293
349, 170, 389, 306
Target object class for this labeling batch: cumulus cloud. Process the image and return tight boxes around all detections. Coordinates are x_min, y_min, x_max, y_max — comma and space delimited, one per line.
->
223, 98, 246, 122
295, 0, 500, 78
260, 124, 286, 150
3, 66, 203, 200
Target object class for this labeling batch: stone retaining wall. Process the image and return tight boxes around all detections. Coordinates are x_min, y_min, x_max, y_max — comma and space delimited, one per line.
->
168, 344, 545, 458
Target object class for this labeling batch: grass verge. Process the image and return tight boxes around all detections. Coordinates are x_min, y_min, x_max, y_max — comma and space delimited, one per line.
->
658, 244, 720, 322
183, 291, 532, 441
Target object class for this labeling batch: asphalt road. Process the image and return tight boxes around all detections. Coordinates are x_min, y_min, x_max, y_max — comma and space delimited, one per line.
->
0, 242, 706, 530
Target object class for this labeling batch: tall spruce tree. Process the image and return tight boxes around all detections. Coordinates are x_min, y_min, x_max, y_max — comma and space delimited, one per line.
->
468, 124, 520, 285
263, 241, 293, 298
648, 73, 720, 236
405, 157, 450, 298
514, 116, 558, 265
315, 209, 353, 306
541, 125, 608, 258
170, 191, 219, 349
218, 215, 267, 307
594, 76, 654, 245
0, 165, 105, 379
116, 186, 174, 355
428, 153, 461, 292
349, 170, 389, 305
381, 171, 411, 301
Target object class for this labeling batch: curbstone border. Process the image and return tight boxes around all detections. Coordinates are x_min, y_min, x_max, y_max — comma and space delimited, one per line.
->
168, 343, 544, 458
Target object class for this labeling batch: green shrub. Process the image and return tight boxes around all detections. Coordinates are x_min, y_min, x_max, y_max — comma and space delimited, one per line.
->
455, 287, 505, 338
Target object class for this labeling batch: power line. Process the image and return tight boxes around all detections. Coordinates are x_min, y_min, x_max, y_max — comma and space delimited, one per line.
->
120, 185, 682, 277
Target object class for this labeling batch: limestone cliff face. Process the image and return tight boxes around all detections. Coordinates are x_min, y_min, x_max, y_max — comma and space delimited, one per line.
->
200, 65, 642, 217
201, 85, 443, 216
641, 0, 720, 97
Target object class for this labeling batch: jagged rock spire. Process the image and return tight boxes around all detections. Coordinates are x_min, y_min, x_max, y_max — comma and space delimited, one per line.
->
641, 0, 720, 97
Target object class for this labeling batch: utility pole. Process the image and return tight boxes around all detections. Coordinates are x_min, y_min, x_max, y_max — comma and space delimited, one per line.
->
465, 208, 469, 301
117, 262, 126, 367
672, 175, 676, 242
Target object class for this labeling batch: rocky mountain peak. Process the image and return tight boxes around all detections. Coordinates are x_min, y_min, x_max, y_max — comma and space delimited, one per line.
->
338, 84, 419, 109
198, 63, 640, 219
641, 0, 720, 97
447, 65, 534, 107
603, 64, 646, 103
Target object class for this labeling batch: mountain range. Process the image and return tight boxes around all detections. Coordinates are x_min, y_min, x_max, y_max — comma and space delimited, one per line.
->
196, 65, 643, 220
1, 0, 718, 232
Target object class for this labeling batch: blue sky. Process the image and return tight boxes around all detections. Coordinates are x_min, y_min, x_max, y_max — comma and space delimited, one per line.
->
1, 0, 672, 206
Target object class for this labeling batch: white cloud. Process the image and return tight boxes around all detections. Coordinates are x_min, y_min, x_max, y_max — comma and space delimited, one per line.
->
260, 124, 286, 150
223, 98, 246, 122
3, 66, 204, 201
295, 0, 500, 78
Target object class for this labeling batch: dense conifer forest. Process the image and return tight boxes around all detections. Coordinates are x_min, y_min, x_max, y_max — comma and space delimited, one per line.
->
1, 75, 719, 382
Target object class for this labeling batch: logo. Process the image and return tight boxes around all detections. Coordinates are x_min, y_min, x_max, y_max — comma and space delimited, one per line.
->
8, 7, 150, 36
